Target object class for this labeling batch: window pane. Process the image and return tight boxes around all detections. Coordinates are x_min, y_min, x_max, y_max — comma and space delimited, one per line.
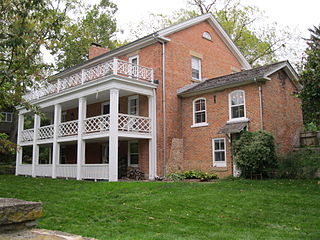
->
220, 140, 225, 150
195, 101, 201, 111
230, 91, 244, 105
215, 152, 224, 161
130, 142, 139, 154
192, 57, 200, 79
214, 140, 220, 150
130, 154, 139, 165
192, 69, 199, 79
231, 106, 244, 118
103, 104, 110, 114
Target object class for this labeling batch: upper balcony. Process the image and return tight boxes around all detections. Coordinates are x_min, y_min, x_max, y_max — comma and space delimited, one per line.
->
23, 58, 155, 102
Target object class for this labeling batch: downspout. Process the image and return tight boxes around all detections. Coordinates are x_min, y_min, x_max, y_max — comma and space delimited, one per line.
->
254, 77, 264, 130
153, 35, 170, 177
258, 85, 264, 130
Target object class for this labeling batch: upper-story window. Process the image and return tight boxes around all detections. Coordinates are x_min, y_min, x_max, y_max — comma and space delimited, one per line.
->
128, 95, 139, 115
0, 112, 13, 122
202, 31, 212, 41
229, 90, 246, 120
192, 98, 207, 126
192, 56, 201, 80
129, 55, 139, 78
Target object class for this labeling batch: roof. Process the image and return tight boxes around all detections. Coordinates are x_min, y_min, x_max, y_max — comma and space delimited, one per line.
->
54, 13, 251, 79
178, 61, 301, 96
218, 121, 248, 134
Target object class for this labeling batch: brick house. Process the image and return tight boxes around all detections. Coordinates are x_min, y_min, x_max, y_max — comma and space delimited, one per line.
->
15, 13, 303, 180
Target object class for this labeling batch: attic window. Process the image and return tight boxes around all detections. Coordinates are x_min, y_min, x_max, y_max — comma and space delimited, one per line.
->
202, 32, 212, 41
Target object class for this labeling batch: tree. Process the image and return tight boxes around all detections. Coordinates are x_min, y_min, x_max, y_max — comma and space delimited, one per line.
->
51, 0, 118, 70
299, 25, 320, 127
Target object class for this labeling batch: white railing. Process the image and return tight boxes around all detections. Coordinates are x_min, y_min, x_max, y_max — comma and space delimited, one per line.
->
58, 120, 78, 137
81, 164, 109, 179
84, 114, 110, 134
23, 58, 154, 102
34, 165, 52, 177
38, 125, 54, 140
118, 114, 151, 133
56, 165, 77, 178
20, 129, 34, 142
16, 164, 32, 175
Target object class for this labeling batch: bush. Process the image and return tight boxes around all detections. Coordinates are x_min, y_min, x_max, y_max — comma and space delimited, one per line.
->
233, 130, 277, 178
167, 172, 186, 181
277, 149, 320, 179
167, 170, 218, 182
304, 122, 319, 132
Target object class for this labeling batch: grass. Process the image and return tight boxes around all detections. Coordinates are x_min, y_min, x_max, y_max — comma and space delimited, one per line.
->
0, 175, 319, 240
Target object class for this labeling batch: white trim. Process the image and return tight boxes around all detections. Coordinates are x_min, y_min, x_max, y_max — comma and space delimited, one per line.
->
228, 90, 246, 120
129, 55, 139, 65
192, 97, 207, 126
191, 122, 209, 128
212, 138, 227, 167
128, 140, 139, 167
128, 95, 139, 115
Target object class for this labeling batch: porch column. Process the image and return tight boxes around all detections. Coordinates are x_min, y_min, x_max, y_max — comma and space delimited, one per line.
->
109, 88, 119, 182
77, 97, 87, 180
15, 113, 24, 175
52, 104, 61, 178
32, 114, 40, 177
148, 89, 157, 179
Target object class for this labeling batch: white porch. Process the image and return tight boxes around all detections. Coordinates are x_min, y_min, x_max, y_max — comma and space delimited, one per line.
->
16, 59, 157, 182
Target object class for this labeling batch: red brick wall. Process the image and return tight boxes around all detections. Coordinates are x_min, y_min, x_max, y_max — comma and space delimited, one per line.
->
180, 84, 261, 178
88, 45, 109, 59
262, 70, 303, 156
179, 71, 303, 178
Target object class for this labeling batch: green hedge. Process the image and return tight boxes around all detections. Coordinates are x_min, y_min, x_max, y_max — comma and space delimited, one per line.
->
167, 170, 218, 181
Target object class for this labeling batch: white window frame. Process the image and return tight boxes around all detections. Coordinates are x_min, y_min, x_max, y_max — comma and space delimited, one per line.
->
128, 140, 139, 167
191, 98, 208, 128
101, 101, 110, 115
0, 112, 13, 122
191, 56, 202, 80
128, 95, 139, 116
202, 31, 212, 41
212, 138, 227, 167
129, 55, 139, 78
228, 90, 247, 122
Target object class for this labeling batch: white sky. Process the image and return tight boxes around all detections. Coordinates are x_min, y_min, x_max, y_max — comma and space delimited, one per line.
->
113, 0, 320, 40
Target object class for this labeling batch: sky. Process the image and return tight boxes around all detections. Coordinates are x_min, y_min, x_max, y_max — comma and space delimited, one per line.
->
112, 0, 320, 40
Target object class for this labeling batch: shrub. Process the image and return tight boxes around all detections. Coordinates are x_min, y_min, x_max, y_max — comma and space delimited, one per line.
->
167, 172, 186, 181
277, 149, 320, 179
304, 122, 319, 132
233, 130, 277, 178
167, 170, 218, 181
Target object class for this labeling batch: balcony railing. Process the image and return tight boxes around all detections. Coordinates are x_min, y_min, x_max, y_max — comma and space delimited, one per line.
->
19, 114, 151, 143
23, 58, 154, 102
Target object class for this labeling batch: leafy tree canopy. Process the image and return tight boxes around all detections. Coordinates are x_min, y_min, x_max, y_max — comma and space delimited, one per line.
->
299, 25, 320, 127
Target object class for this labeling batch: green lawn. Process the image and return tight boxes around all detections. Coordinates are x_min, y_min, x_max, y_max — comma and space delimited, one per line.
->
0, 176, 319, 240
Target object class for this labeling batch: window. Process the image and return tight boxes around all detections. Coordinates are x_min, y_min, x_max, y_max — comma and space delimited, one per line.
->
128, 141, 139, 166
229, 90, 246, 120
101, 143, 109, 164
212, 138, 226, 167
129, 55, 139, 78
0, 112, 13, 122
202, 31, 212, 41
61, 112, 67, 122
192, 98, 207, 127
192, 56, 201, 80
128, 95, 139, 115
101, 102, 110, 115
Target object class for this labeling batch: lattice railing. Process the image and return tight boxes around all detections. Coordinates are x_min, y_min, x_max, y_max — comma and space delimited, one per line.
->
20, 129, 34, 142
23, 58, 154, 102
58, 120, 78, 137
84, 114, 110, 134
118, 114, 151, 133
38, 125, 54, 140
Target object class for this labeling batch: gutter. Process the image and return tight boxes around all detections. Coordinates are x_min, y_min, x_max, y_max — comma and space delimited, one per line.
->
254, 77, 264, 130
153, 34, 170, 177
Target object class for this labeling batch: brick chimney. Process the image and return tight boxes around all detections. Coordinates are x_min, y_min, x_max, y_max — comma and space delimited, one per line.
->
88, 43, 109, 59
